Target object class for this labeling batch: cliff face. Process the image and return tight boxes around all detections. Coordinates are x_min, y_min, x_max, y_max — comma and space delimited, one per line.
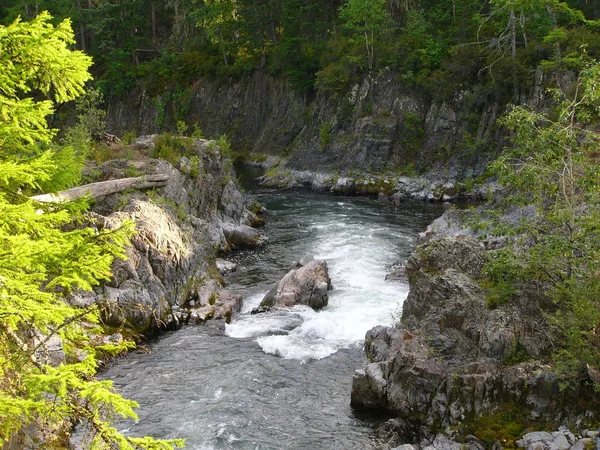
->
350, 212, 600, 448
106, 70, 549, 181
71, 137, 264, 336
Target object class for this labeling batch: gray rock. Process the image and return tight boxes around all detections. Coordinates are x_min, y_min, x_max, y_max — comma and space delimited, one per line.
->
420, 434, 462, 450
260, 260, 333, 310
392, 445, 416, 450
69, 138, 258, 333
570, 440, 588, 450
551, 432, 571, 449
351, 234, 564, 439
222, 223, 265, 249
216, 259, 238, 274
332, 177, 356, 195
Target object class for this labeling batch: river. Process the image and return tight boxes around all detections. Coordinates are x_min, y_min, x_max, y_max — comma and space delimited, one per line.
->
103, 169, 443, 449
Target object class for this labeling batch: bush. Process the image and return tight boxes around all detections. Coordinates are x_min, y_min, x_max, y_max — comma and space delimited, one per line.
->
151, 133, 194, 165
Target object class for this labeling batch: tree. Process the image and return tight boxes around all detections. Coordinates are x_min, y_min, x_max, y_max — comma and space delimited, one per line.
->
488, 59, 600, 385
0, 12, 184, 449
339, 0, 391, 71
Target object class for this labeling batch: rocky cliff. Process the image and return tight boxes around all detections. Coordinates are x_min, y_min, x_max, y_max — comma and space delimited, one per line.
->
350, 212, 600, 448
107, 70, 556, 182
71, 136, 264, 337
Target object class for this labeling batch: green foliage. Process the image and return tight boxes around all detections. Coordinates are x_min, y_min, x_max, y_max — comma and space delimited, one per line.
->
319, 121, 332, 150
462, 404, 530, 448
191, 124, 204, 139
4, 0, 598, 106
0, 14, 183, 449
73, 87, 107, 139
339, 0, 391, 71
485, 59, 600, 385
176, 120, 189, 136
216, 134, 232, 157
122, 130, 137, 145
152, 133, 194, 165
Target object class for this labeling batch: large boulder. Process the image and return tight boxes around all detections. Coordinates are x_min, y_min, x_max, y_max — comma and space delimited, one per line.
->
71, 138, 260, 334
222, 222, 265, 249
350, 235, 594, 446
260, 260, 333, 310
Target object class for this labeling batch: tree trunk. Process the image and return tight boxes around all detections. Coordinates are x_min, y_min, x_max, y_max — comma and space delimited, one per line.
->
509, 1, 517, 59
30, 175, 169, 204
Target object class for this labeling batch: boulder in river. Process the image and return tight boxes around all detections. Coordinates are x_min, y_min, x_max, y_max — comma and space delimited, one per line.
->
222, 222, 266, 249
260, 260, 333, 310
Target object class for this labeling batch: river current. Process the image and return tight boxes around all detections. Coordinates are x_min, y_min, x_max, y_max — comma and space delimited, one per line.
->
103, 169, 443, 449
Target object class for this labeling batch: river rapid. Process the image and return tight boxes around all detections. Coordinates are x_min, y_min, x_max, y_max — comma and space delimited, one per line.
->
103, 169, 443, 449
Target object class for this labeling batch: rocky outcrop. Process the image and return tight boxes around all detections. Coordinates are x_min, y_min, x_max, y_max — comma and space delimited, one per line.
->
351, 234, 599, 448
260, 260, 332, 310
257, 167, 500, 202
106, 69, 538, 185
71, 137, 263, 335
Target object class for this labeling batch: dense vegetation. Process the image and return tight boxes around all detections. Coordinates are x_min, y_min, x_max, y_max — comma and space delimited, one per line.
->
1, 0, 599, 101
0, 12, 183, 449
484, 59, 600, 386
1, 0, 600, 446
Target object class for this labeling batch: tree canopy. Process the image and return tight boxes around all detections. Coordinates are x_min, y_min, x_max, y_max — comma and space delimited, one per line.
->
2, 0, 597, 98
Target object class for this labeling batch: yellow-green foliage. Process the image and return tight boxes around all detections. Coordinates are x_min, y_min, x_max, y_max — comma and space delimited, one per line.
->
152, 133, 194, 166
0, 13, 183, 449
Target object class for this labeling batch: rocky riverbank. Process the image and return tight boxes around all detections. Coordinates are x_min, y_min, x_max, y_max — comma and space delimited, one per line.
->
253, 163, 500, 203
351, 207, 600, 449
71, 136, 264, 338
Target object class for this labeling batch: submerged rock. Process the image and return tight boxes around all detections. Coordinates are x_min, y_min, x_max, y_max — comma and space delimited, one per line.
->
216, 259, 237, 274
260, 260, 333, 310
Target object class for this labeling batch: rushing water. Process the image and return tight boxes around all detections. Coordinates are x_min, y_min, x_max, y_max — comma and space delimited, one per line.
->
103, 168, 443, 449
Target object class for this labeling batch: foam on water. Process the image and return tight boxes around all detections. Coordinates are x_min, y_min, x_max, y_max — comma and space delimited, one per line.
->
225, 198, 413, 361
101, 187, 444, 449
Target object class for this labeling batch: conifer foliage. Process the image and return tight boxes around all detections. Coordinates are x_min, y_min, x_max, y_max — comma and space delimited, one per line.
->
0, 13, 183, 449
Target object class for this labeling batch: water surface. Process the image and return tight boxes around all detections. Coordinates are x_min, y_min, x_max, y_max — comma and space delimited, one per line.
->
104, 174, 443, 449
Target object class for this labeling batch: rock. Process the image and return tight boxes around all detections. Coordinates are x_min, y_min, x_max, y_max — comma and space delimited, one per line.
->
260, 260, 332, 310
189, 290, 242, 324
392, 445, 416, 450
551, 432, 571, 449
570, 440, 589, 450
351, 364, 388, 409
351, 234, 573, 442
222, 223, 265, 249
385, 263, 407, 281
250, 306, 271, 315
390, 192, 406, 204
69, 139, 258, 334
420, 434, 463, 450
332, 177, 356, 195
216, 259, 237, 274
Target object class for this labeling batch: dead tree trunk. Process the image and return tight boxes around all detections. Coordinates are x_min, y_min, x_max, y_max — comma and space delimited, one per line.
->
30, 174, 169, 204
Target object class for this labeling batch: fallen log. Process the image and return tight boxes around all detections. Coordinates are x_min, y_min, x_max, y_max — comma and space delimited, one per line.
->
30, 174, 169, 203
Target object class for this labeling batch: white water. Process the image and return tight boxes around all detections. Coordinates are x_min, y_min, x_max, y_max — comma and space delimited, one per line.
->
102, 187, 444, 450
226, 200, 412, 362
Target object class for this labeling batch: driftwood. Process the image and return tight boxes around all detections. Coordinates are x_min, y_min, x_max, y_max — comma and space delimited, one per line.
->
30, 174, 169, 203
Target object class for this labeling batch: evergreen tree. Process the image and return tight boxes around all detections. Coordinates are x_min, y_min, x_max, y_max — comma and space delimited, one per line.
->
0, 12, 184, 449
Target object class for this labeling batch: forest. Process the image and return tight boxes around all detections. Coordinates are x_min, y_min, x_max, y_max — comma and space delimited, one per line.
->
1, 0, 599, 100
2, 1, 600, 449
